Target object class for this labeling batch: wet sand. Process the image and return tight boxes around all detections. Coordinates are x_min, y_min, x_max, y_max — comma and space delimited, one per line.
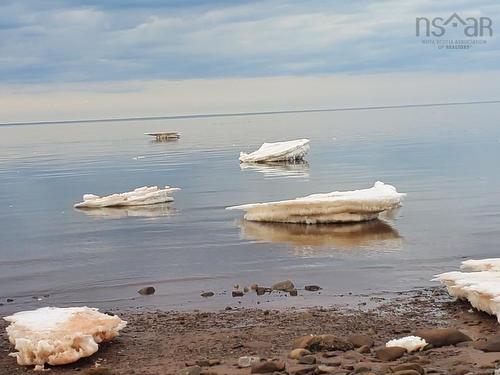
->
1, 287, 499, 375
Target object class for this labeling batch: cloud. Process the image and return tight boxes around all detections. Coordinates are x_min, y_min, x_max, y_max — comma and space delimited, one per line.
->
0, 0, 499, 84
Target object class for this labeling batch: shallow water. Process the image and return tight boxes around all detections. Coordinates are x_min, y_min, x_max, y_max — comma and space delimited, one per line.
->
1, 104, 500, 313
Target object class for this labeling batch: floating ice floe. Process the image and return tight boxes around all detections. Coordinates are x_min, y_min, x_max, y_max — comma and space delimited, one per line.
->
226, 181, 405, 224
74, 186, 180, 208
4, 307, 126, 371
239, 139, 310, 163
386, 336, 427, 352
435, 259, 500, 322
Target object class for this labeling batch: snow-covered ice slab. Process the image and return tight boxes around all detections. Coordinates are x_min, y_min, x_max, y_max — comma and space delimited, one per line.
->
226, 181, 405, 224
435, 259, 500, 322
74, 186, 180, 208
460, 258, 500, 272
239, 139, 310, 163
4, 307, 126, 371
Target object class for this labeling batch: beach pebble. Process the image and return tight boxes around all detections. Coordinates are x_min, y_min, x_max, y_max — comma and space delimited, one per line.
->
391, 363, 425, 375
316, 365, 339, 373
232, 290, 244, 297
473, 335, 500, 352
293, 334, 353, 352
138, 286, 155, 295
288, 348, 311, 359
256, 286, 270, 295
348, 334, 374, 348
414, 328, 471, 347
178, 366, 201, 375
200, 292, 214, 298
289, 289, 298, 296
238, 356, 260, 368
375, 346, 406, 361
297, 354, 316, 365
357, 344, 371, 353
250, 283, 258, 290
304, 285, 322, 291
250, 360, 285, 373
271, 280, 295, 292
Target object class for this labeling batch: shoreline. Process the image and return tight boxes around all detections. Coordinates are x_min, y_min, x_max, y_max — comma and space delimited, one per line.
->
2, 287, 499, 374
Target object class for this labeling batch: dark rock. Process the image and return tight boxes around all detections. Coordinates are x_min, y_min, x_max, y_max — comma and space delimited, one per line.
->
271, 280, 295, 292
289, 289, 298, 296
256, 286, 270, 295
298, 354, 316, 365
251, 360, 285, 373
85, 368, 114, 375
473, 336, 500, 352
348, 334, 374, 348
374, 346, 406, 361
293, 334, 353, 352
232, 290, 244, 297
393, 371, 421, 375
200, 292, 214, 298
304, 285, 322, 291
414, 328, 471, 347
353, 362, 372, 373
6, 298, 14, 302
138, 286, 155, 295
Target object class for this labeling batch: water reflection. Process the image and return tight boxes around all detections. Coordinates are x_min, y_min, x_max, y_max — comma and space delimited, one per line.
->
75, 203, 176, 219
240, 161, 309, 179
238, 219, 402, 252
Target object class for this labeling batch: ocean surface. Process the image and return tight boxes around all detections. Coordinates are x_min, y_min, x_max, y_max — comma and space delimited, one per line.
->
1, 104, 500, 313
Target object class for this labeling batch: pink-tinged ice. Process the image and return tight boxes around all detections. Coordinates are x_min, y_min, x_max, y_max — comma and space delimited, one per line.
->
239, 139, 310, 163
74, 186, 180, 208
4, 307, 126, 371
226, 181, 405, 224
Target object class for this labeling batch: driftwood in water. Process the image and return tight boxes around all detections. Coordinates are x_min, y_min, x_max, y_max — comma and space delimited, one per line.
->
144, 132, 180, 141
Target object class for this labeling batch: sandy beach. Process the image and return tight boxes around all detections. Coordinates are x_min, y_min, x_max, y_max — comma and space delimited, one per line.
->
2, 287, 499, 375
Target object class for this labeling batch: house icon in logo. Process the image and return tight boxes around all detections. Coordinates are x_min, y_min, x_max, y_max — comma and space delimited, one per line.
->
416, 13, 493, 38
443, 13, 467, 28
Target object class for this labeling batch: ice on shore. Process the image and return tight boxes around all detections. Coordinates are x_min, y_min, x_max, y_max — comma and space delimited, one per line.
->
386, 336, 427, 352
226, 181, 405, 224
74, 186, 180, 208
4, 307, 126, 371
239, 139, 310, 163
435, 259, 500, 322
460, 258, 500, 272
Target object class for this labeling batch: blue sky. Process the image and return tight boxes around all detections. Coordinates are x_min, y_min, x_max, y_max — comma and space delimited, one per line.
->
1, 0, 499, 84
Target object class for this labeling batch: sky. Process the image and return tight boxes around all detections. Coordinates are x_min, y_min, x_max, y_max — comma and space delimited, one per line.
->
0, 0, 499, 122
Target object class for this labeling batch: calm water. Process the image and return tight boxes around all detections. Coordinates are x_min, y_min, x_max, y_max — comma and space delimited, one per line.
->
1, 104, 500, 313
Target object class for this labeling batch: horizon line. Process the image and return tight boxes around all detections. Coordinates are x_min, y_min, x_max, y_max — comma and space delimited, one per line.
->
1, 99, 499, 127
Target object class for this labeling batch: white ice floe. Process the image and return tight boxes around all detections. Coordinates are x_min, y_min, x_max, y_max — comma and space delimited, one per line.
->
74, 186, 180, 208
386, 336, 427, 352
460, 258, 500, 272
435, 261, 500, 321
4, 307, 126, 371
239, 139, 310, 163
226, 181, 405, 224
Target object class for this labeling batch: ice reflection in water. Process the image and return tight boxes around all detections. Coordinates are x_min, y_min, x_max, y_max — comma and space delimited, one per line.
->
75, 203, 176, 219
238, 219, 402, 253
239, 161, 309, 179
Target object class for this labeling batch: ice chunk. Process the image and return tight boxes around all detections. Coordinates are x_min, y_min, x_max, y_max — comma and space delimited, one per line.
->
226, 181, 405, 224
74, 186, 180, 208
435, 266, 500, 321
386, 336, 427, 352
239, 139, 310, 163
460, 258, 500, 272
4, 307, 126, 370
